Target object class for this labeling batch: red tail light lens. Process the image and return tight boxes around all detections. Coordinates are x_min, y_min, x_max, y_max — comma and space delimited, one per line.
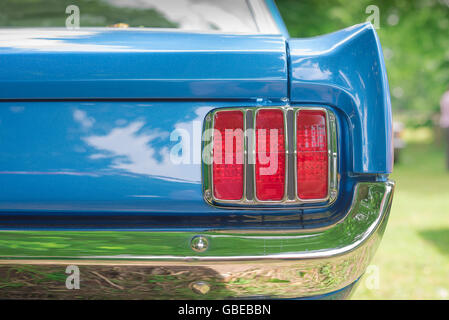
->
213, 110, 244, 200
296, 110, 328, 199
255, 109, 285, 201
205, 107, 336, 207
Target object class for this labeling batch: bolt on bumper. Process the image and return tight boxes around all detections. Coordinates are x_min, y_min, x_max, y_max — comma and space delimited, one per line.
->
0, 181, 394, 299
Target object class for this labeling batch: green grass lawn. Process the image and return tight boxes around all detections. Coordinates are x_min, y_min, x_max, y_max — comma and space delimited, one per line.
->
352, 142, 449, 299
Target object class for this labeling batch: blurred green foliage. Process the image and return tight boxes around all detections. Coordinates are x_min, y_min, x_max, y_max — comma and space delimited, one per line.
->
277, 0, 449, 120
353, 142, 449, 299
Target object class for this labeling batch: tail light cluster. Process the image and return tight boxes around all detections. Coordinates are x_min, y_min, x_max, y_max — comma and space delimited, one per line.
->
203, 107, 338, 207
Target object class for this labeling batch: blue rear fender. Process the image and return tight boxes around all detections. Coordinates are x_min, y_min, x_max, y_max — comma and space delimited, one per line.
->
288, 22, 393, 174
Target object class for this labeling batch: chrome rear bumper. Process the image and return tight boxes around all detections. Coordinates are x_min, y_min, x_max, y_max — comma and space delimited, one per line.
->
0, 181, 394, 299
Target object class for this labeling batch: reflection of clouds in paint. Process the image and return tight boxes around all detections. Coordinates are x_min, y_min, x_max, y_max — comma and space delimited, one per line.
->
105, 0, 256, 33
172, 106, 211, 164
0, 170, 98, 177
9, 106, 25, 113
175, 106, 210, 131
130, 195, 161, 198
0, 30, 143, 52
292, 59, 332, 81
73, 109, 95, 129
82, 107, 212, 183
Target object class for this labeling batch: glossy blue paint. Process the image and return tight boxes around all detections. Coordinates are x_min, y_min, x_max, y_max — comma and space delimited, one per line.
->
0, 17, 392, 229
0, 5, 394, 301
0, 101, 210, 213
288, 23, 393, 174
0, 101, 359, 229
0, 29, 287, 100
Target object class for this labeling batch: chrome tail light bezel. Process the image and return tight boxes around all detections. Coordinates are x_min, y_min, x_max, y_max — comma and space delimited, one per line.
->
202, 106, 338, 208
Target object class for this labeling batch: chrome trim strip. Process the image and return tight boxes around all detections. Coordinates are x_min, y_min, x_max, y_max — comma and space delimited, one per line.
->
0, 181, 394, 298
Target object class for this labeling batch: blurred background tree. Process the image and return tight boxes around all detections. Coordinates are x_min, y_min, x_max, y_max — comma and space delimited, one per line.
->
277, 0, 449, 128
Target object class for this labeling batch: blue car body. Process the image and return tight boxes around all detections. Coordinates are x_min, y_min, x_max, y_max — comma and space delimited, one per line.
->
0, 0, 394, 299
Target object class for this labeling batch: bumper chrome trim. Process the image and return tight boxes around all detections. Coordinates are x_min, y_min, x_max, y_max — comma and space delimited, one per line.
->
0, 181, 394, 298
